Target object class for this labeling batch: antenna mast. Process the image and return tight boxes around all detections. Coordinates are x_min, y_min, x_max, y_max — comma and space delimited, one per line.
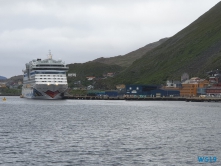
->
48, 50, 52, 59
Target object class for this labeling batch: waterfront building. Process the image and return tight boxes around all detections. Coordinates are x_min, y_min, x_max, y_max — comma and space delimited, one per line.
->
116, 84, 125, 90
125, 85, 180, 97
166, 80, 182, 88
206, 87, 221, 97
180, 84, 198, 96
180, 78, 209, 96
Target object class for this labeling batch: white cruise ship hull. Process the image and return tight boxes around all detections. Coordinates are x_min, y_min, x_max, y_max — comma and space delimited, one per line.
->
22, 53, 69, 100
22, 84, 68, 99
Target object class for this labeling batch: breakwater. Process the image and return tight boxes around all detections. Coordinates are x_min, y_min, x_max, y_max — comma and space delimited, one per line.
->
63, 96, 221, 102
186, 97, 221, 102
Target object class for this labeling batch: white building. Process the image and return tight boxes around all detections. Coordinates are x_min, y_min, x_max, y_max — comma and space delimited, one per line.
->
68, 73, 76, 77
166, 80, 181, 88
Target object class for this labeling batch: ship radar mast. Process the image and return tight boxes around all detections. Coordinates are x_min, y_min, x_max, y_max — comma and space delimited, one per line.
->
48, 50, 52, 59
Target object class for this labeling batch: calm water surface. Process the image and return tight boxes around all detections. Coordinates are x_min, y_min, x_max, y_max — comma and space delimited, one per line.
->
0, 96, 221, 165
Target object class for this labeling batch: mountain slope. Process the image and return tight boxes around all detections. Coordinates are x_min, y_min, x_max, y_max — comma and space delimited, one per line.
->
112, 2, 221, 85
68, 61, 123, 79
67, 62, 123, 88
93, 38, 168, 67
8, 75, 23, 81
0, 76, 7, 80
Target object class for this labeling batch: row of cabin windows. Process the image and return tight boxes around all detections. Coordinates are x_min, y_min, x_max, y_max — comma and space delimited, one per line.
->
23, 73, 66, 77
36, 65, 64, 67
38, 81, 66, 82
38, 75, 65, 77
39, 78, 64, 80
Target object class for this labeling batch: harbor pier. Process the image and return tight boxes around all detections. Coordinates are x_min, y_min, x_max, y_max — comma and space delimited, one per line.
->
63, 96, 221, 102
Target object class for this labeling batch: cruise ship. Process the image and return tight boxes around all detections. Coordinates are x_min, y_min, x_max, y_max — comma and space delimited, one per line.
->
22, 52, 69, 99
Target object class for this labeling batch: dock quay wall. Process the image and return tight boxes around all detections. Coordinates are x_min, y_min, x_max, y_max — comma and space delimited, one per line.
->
63, 96, 221, 102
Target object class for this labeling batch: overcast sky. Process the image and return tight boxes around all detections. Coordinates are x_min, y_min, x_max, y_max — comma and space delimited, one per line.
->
0, 0, 220, 78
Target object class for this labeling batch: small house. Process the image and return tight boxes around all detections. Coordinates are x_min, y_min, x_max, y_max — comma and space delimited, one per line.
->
86, 76, 95, 81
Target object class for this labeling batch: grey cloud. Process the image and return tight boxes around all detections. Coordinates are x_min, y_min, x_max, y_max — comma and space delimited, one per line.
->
0, 0, 220, 78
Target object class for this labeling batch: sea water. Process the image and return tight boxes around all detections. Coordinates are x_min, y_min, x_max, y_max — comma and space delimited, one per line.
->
0, 96, 221, 165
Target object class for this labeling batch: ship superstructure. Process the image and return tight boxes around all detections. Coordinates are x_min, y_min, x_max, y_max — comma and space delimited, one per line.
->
22, 52, 69, 99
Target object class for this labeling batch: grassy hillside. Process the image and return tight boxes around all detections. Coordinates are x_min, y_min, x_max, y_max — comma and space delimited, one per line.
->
8, 75, 23, 81
112, 2, 221, 85
67, 61, 123, 88
68, 61, 123, 78
66, 38, 168, 89
93, 38, 168, 67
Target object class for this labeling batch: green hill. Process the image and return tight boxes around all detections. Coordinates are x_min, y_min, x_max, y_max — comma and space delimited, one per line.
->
68, 61, 123, 78
67, 61, 123, 88
111, 2, 221, 85
93, 38, 168, 67
67, 38, 168, 89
